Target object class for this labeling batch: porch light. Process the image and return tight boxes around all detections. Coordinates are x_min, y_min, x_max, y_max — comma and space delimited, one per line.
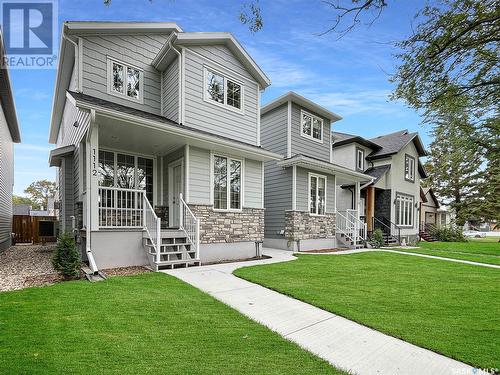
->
73, 121, 78, 127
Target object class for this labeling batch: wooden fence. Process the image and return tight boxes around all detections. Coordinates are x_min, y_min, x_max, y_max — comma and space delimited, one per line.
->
12, 215, 58, 244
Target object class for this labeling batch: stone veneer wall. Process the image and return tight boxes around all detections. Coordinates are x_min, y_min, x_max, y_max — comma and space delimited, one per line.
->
188, 204, 264, 244
285, 210, 336, 241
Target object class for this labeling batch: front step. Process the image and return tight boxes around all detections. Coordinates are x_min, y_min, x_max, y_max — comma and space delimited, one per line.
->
143, 229, 200, 271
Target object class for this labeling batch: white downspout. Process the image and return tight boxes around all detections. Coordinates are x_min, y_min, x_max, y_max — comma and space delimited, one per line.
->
168, 40, 183, 124
85, 110, 98, 273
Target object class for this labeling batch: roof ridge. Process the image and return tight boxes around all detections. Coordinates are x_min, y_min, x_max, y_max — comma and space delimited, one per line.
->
369, 129, 409, 140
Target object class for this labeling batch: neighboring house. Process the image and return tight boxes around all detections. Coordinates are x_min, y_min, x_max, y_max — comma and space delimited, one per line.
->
332, 129, 427, 244
260, 92, 372, 251
418, 187, 453, 241
48, 22, 280, 271
0, 28, 21, 252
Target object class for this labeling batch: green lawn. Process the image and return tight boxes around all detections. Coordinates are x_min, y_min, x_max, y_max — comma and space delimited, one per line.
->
401, 240, 500, 265
0, 273, 341, 375
234, 252, 500, 369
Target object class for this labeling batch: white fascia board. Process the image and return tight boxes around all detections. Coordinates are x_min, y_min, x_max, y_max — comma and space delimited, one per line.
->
70, 93, 282, 162
65, 21, 183, 35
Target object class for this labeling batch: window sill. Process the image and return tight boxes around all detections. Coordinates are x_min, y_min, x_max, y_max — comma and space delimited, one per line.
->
300, 132, 323, 144
213, 208, 243, 213
203, 96, 245, 116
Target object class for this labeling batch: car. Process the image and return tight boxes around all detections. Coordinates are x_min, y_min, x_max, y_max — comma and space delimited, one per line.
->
463, 230, 487, 238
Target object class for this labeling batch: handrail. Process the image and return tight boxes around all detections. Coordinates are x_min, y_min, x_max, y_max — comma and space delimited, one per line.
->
345, 209, 367, 241
372, 216, 401, 244
143, 194, 161, 264
336, 210, 356, 243
179, 193, 200, 261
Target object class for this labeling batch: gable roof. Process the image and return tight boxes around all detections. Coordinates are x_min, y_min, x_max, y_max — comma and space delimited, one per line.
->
153, 32, 271, 89
364, 164, 391, 185
261, 92, 342, 122
422, 187, 440, 208
0, 28, 20, 143
367, 129, 427, 160
331, 131, 380, 150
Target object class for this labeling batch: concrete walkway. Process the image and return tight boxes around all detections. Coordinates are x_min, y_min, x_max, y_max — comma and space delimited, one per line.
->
164, 249, 484, 375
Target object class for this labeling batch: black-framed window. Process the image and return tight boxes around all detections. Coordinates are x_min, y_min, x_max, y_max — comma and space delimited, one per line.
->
356, 147, 365, 171
405, 154, 415, 182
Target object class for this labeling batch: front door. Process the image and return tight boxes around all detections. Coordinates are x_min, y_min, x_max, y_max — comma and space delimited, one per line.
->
168, 158, 184, 228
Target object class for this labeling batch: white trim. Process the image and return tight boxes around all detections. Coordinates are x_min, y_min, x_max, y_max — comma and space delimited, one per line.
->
211, 153, 244, 211
106, 56, 144, 104
77, 37, 83, 92
308, 172, 327, 216
160, 71, 164, 116
160, 156, 164, 205
300, 109, 324, 144
261, 160, 264, 209
287, 100, 292, 158
356, 148, 365, 171
333, 174, 337, 212
257, 84, 261, 146
203, 65, 245, 115
181, 47, 186, 123
168, 158, 184, 227
185, 144, 190, 202
292, 165, 297, 211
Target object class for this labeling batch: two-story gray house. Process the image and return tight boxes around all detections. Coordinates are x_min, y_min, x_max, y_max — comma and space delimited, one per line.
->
332, 129, 427, 244
261, 92, 372, 251
0, 29, 21, 251
48, 22, 280, 271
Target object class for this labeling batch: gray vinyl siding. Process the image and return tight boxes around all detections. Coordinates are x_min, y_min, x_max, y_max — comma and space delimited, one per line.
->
296, 167, 335, 213
56, 98, 91, 147
291, 103, 331, 162
264, 163, 292, 238
188, 146, 210, 205
59, 156, 74, 232
80, 33, 171, 115
73, 146, 80, 201
0, 106, 13, 250
183, 46, 259, 145
244, 159, 262, 208
260, 103, 288, 156
162, 57, 179, 122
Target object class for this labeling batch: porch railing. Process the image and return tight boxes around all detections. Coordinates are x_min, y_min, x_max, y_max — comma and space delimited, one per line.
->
98, 187, 144, 228
336, 210, 356, 243
179, 193, 200, 261
143, 194, 161, 262
346, 209, 367, 241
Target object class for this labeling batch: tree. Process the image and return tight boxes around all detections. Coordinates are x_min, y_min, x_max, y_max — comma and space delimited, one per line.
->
12, 195, 38, 209
424, 102, 484, 225
53, 232, 81, 279
24, 180, 56, 209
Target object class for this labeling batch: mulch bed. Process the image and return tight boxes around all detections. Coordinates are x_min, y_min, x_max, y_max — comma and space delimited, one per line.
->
101, 266, 151, 277
300, 248, 350, 253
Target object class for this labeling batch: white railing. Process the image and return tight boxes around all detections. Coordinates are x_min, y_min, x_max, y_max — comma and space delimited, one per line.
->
179, 193, 200, 261
336, 210, 356, 242
143, 194, 161, 262
346, 209, 367, 242
98, 187, 144, 228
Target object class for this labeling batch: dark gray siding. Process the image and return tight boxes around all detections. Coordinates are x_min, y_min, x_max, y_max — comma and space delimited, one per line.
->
81, 34, 171, 115
291, 103, 331, 162
162, 56, 179, 122
183, 46, 260, 145
260, 103, 288, 156
59, 156, 75, 233
0, 106, 13, 250
264, 163, 292, 238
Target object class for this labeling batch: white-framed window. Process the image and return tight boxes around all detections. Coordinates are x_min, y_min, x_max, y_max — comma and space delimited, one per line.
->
301, 110, 323, 143
405, 154, 415, 182
309, 173, 326, 215
356, 148, 365, 171
98, 149, 154, 202
204, 67, 243, 112
213, 155, 242, 210
107, 58, 144, 103
395, 193, 414, 227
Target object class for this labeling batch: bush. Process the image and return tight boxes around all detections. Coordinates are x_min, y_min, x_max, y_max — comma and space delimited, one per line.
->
429, 226, 467, 242
52, 232, 81, 278
369, 229, 385, 248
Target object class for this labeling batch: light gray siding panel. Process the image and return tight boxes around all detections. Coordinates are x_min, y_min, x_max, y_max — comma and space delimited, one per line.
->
81, 34, 171, 115
56, 98, 90, 148
296, 167, 336, 213
0, 106, 13, 249
162, 57, 179, 122
260, 104, 288, 156
188, 147, 210, 205
244, 159, 262, 208
183, 47, 259, 145
291, 103, 331, 161
264, 162, 292, 238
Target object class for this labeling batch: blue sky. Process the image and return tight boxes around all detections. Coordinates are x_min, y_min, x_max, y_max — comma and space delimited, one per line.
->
10, 0, 430, 195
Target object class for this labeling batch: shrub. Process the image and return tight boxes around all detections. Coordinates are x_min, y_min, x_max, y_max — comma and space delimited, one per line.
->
369, 229, 385, 248
429, 226, 467, 242
52, 232, 81, 278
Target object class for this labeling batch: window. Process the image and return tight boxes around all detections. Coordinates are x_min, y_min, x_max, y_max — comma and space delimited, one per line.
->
213, 155, 242, 210
356, 148, 365, 171
98, 150, 154, 202
395, 193, 414, 227
107, 58, 143, 102
309, 174, 326, 215
205, 68, 243, 110
301, 111, 323, 142
405, 154, 415, 182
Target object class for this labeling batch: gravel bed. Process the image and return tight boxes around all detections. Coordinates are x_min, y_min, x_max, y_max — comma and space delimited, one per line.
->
101, 266, 151, 277
0, 244, 59, 292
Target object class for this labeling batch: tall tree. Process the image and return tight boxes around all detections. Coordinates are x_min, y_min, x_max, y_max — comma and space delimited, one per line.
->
24, 180, 56, 210
424, 103, 484, 225
12, 195, 38, 209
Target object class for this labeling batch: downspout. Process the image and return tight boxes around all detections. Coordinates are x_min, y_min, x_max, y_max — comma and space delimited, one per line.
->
61, 29, 79, 91
168, 40, 183, 125
85, 110, 98, 274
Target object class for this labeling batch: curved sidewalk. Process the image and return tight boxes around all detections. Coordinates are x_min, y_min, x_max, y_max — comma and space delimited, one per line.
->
164, 249, 484, 375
